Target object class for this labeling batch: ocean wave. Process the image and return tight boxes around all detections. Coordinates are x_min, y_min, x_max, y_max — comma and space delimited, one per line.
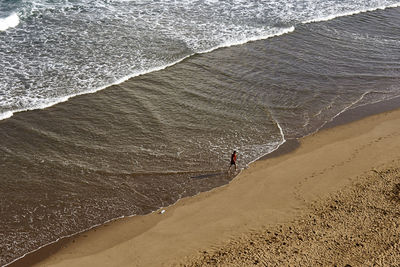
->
303, 2, 400, 24
0, 13, 20, 31
0, 26, 294, 122
1, 0, 400, 122
0, 95, 69, 122
199, 26, 295, 54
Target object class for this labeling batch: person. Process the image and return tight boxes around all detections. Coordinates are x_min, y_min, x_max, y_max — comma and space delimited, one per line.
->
228, 150, 237, 172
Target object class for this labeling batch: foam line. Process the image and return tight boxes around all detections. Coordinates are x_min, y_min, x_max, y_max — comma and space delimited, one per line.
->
246, 117, 287, 166
308, 91, 372, 137
303, 3, 400, 24
199, 26, 295, 54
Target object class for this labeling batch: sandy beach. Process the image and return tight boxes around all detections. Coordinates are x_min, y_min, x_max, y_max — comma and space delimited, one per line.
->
12, 105, 400, 266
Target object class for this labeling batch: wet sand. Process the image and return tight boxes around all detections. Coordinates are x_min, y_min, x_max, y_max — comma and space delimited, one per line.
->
19, 106, 400, 266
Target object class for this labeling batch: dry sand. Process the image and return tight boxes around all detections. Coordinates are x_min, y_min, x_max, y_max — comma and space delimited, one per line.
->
25, 107, 400, 266
181, 163, 400, 266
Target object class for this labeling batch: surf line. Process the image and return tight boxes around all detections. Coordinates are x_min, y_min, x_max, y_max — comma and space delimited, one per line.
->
302, 2, 400, 24
0, 26, 296, 122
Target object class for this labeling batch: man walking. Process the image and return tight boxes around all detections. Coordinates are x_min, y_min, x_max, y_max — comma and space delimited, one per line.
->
228, 150, 237, 172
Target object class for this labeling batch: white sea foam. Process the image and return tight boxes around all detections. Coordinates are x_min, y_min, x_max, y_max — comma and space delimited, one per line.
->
199, 26, 295, 54
0, 111, 14, 120
1, 0, 400, 124
0, 13, 20, 31
303, 2, 400, 24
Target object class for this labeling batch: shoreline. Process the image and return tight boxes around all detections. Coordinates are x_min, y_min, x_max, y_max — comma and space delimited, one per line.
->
8, 96, 400, 267
6, 97, 400, 266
